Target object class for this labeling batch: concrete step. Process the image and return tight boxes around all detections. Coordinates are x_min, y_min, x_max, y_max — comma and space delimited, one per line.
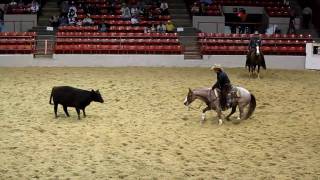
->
169, 9, 188, 13
169, 4, 187, 9
170, 14, 190, 19
34, 54, 54, 58
184, 54, 202, 59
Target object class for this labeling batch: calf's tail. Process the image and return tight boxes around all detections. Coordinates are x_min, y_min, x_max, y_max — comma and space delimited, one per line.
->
49, 88, 54, 105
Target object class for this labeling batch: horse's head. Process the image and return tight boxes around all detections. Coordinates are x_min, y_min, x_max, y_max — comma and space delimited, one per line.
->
184, 88, 196, 107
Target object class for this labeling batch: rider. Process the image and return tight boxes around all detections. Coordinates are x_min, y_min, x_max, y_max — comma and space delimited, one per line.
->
211, 64, 232, 110
246, 30, 262, 66
248, 30, 262, 53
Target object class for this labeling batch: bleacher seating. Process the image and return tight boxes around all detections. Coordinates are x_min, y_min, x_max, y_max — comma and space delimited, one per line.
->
55, 32, 182, 54
0, 32, 36, 54
199, 33, 312, 55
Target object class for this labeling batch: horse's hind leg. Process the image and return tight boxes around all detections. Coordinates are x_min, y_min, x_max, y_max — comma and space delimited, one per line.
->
257, 65, 261, 79
226, 105, 237, 121
238, 104, 246, 120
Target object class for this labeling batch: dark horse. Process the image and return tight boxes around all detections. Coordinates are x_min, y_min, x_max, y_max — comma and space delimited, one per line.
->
246, 45, 266, 78
184, 86, 256, 125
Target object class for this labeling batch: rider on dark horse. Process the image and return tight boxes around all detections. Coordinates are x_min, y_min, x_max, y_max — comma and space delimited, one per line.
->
211, 64, 232, 111
248, 31, 262, 54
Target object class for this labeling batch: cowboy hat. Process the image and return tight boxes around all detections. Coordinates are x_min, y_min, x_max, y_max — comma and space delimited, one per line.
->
210, 64, 223, 71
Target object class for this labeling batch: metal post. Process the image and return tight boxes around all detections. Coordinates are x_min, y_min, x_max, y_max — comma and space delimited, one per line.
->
45, 40, 47, 55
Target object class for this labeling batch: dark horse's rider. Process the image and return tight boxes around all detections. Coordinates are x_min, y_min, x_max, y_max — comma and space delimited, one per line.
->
211, 64, 232, 110
248, 31, 262, 53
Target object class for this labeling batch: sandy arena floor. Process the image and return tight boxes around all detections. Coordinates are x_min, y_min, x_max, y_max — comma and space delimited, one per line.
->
0, 67, 319, 179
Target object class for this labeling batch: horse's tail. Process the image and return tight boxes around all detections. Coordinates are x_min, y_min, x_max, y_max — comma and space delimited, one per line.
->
245, 94, 256, 119
49, 88, 54, 105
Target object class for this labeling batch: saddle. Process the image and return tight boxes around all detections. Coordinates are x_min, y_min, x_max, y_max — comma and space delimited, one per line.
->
213, 86, 240, 108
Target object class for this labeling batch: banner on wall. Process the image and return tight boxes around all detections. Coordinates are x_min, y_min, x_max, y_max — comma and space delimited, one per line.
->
305, 43, 320, 70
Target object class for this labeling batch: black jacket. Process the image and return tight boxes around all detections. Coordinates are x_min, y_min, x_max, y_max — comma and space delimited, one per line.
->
213, 71, 231, 89
248, 36, 262, 50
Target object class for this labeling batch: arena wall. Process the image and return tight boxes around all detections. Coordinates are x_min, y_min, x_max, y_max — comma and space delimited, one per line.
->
0, 54, 305, 69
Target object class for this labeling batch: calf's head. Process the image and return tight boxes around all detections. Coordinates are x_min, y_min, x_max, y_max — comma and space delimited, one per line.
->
91, 89, 104, 103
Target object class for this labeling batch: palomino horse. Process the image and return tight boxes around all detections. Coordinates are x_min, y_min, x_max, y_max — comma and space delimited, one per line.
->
246, 45, 266, 78
184, 86, 256, 125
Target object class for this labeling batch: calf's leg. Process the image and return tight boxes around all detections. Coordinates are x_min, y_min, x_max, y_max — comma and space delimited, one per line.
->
75, 108, 81, 120
63, 105, 70, 117
54, 103, 58, 118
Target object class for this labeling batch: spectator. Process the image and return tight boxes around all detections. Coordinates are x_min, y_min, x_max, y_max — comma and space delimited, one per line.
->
130, 6, 139, 17
165, 20, 175, 32
49, 15, 59, 27
238, 9, 248, 33
30, 0, 39, 14
302, 6, 312, 29
200, 3, 207, 15
60, 0, 69, 14
82, 13, 94, 26
287, 8, 296, 34
68, 1, 77, 17
99, 23, 108, 32
76, 19, 82, 26
191, 2, 200, 16
130, 15, 139, 25
200, 0, 213, 5
160, 0, 169, 15
120, 3, 131, 20
59, 14, 68, 26
0, 8, 4, 32
144, 26, 150, 33
150, 24, 156, 32
157, 22, 166, 33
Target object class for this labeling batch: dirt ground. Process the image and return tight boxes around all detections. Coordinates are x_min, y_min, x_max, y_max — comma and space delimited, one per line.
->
0, 67, 319, 179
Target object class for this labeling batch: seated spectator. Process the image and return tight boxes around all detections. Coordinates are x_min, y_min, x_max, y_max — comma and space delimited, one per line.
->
76, 19, 82, 26
150, 24, 156, 32
0, 8, 4, 32
49, 15, 59, 27
131, 15, 140, 25
200, 0, 213, 5
144, 26, 150, 33
130, 6, 139, 17
67, 11, 76, 24
165, 20, 176, 32
59, 14, 68, 26
82, 13, 94, 26
160, 0, 169, 15
99, 23, 108, 32
30, 0, 39, 14
68, 1, 77, 17
120, 3, 131, 20
191, 2, 200, 16
60, 0, 69, 14
200, 3, 207, 15
157, 22, 166, 33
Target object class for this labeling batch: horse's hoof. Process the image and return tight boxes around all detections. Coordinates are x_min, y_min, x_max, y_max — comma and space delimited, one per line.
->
218, 119, 223, 125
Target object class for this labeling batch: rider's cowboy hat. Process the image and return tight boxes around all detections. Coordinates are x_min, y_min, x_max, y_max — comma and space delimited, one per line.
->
210, 64, 223, 71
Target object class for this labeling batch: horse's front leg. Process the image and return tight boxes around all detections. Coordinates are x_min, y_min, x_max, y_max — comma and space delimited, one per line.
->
226, 105, 237, 121
201, 106, 211, 124
212, 101, 223, 125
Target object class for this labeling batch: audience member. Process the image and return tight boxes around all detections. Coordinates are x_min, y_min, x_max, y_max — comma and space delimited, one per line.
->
165, 20, 175, 32
160, 0, 169, 15
157, 22, 166, 33
30, 0, 39, 14
191, 2, 200, 16
302, 6, 312, 29
49, 15, 59, 27
120, 3, 131, 20
82, 13, 94, 26
0, 8, 4, 32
